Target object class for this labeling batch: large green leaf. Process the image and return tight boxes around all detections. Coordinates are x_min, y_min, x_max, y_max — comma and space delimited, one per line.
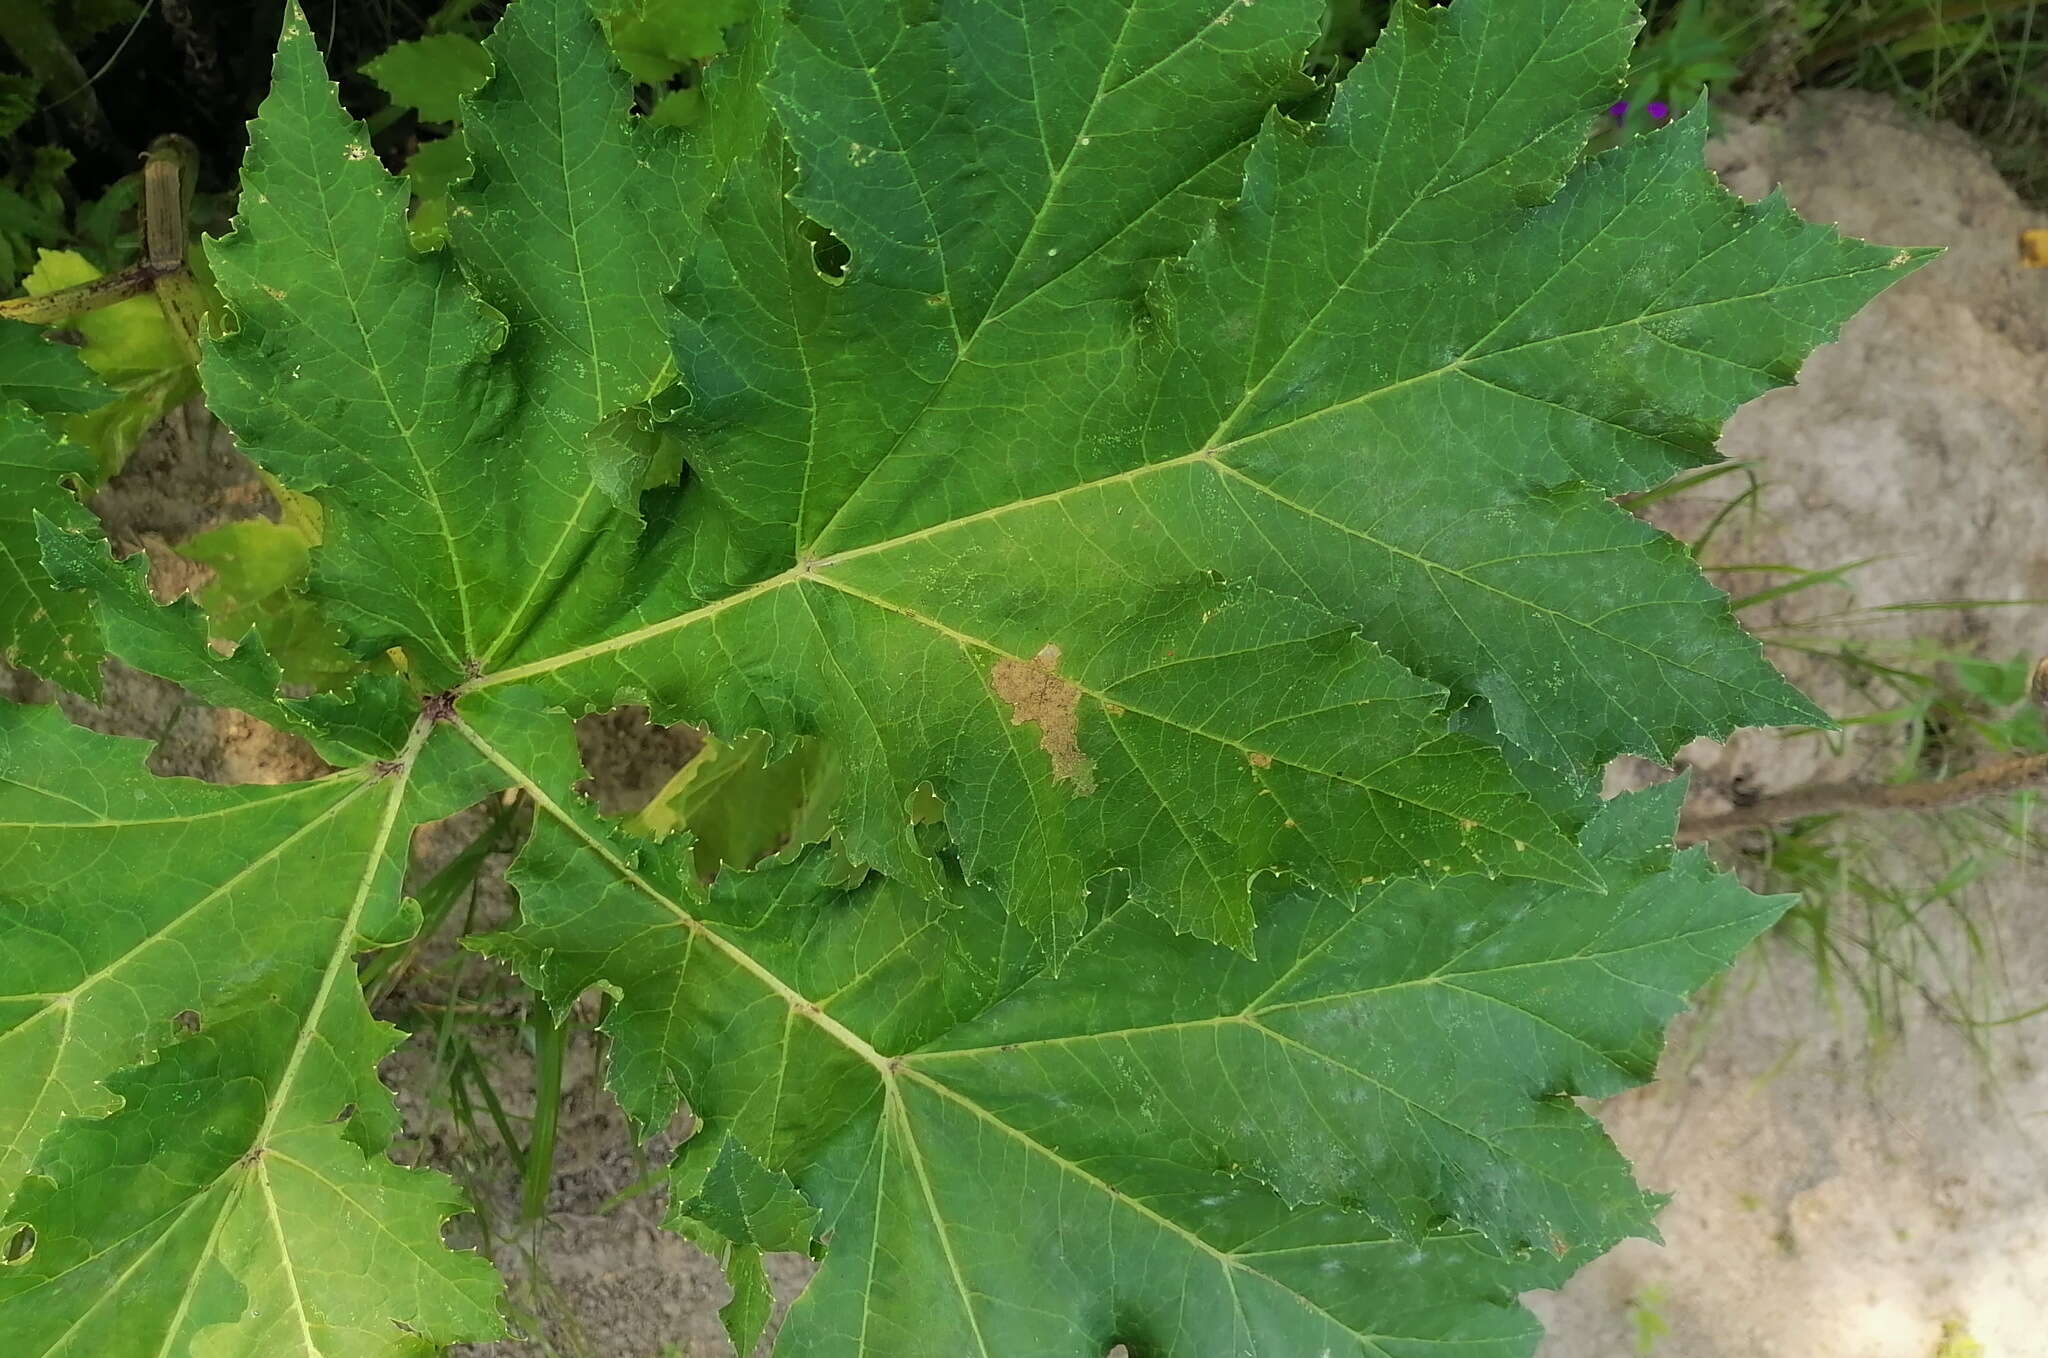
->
454, 0, 1919, 949
200, 0, 747, 685
0, 0, 1925, 1352
463, 693, 1777, 1354
473, 0, 1683, 954
0, 705, 502, 1355
0, 325, 100, 695
0, 322, 101, 415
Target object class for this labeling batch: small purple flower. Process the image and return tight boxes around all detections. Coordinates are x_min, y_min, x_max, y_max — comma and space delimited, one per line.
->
1611, 99, 1675, 123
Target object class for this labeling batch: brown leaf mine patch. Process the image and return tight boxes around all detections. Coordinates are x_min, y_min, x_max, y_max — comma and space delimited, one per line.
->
992, 643, 1096, 795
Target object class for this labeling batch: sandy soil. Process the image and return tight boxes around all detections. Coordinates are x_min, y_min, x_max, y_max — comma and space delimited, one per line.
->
1530, 92, 2048, 1358
12, 88, 2045, 1358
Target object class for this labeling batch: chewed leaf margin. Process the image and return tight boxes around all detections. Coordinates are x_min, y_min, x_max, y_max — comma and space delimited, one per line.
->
462, 683, 1790, 1355
0, 0, 1932, 1354
0, 703, 505, 1354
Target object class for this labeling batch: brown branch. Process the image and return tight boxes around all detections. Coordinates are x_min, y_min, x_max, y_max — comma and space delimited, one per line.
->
0, 138, 205, 364
1675, 751, 2048, 845
0, 264, 163, 323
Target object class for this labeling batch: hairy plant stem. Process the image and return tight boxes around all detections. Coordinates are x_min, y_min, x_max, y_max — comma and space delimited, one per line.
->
1675, 750, 2048, 844
521, 1013, 570, 1222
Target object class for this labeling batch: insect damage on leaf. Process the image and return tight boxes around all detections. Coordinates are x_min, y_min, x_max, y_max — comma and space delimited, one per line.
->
990, 642, 1096, 794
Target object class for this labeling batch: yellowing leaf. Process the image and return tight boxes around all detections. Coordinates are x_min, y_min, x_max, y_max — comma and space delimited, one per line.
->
628, 729, 840, 879
23, 248, 183, 380
176, 511, 356, 689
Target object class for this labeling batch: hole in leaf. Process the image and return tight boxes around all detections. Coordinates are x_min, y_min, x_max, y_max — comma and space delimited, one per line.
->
334, 1102, 357, 1124
629, 60, 698, 118
663, 733, 843, 881
575, 710, 846, 881
574, 706, 705, 817
2, 1224, 34, 1266
802, 219, 850, 280
173, 1008, 201, 1034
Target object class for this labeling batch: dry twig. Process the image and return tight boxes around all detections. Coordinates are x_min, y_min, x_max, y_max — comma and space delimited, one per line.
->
1677, 656, 2048, 843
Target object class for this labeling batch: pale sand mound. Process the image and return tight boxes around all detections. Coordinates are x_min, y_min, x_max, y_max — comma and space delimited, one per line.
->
1533, 91, 2048, 1358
